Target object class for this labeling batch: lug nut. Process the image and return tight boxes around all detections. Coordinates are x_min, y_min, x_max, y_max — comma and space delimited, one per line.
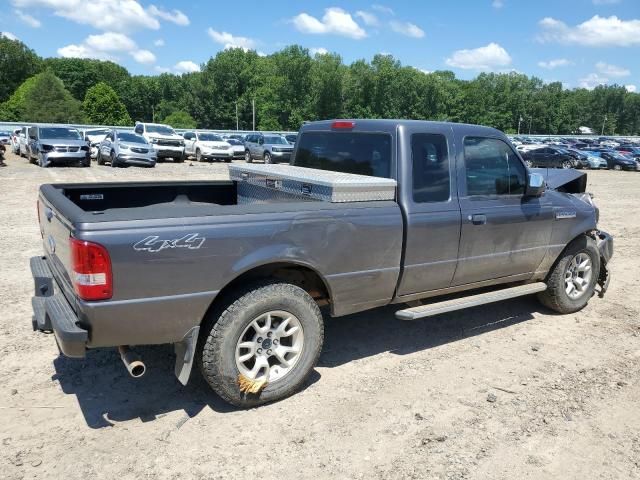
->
267, 349, 272, 355
273, 339, 279, 345
257, 337, 263, 343
257, 348, 262, 354
267, 332, 272, 338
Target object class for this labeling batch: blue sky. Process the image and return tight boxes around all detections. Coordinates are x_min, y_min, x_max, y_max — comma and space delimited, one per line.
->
1, 0, 638, 91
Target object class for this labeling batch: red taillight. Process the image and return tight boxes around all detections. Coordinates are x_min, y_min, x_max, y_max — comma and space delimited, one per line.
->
70, 238, 113, 301
331, 120, 355, 129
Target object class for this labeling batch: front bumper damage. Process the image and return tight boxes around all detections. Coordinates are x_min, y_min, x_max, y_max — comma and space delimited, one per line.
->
594, 230, 613, 297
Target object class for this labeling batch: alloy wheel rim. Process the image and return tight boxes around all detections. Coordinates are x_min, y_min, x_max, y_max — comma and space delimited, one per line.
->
235, 310, 304, 383
564, 252, 593, 300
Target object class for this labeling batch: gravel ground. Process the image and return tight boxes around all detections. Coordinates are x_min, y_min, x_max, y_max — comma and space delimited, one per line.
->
1, 150, 639, 480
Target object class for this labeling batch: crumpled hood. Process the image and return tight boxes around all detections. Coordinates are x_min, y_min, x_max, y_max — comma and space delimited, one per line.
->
530, 167, 587, 193
40, 139, 87, 148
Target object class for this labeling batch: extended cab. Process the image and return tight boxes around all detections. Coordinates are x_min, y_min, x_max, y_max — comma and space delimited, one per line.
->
30, 120, 613, 407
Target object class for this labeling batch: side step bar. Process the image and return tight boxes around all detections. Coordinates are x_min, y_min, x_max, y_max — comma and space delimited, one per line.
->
395, 282, 547, 321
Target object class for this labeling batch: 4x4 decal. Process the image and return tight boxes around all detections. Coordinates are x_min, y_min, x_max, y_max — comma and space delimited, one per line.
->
133, 233, 205, 253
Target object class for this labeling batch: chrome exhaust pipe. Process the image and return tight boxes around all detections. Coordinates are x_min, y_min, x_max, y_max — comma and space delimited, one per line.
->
118, 346, 146, 378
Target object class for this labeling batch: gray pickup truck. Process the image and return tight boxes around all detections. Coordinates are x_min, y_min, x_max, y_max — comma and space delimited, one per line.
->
30, 119, 613, 407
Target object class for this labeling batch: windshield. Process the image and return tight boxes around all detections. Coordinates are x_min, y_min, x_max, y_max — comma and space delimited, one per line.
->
146, 125, 176, 135
118, 132, 147, 144
198, 133, 223, 141
264, 136, 288, 145
294, 131, 392, 178
227, 139, 242, 145
39, 128, 82, 140
0, 131, 11, 136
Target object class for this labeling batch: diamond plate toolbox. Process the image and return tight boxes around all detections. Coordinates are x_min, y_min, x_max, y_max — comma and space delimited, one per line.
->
229, 164, 397, 203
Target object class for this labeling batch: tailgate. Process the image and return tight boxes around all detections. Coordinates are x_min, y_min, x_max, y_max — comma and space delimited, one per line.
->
37, 193, 77, 309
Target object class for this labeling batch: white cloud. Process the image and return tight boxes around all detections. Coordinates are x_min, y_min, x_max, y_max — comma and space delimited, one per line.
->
15, 9, 41, 27
538, 58, 572, 69
154, 66, 171, 73
174, 60, 200, 73
492, 0, 504, 9
154, 38, 164, 47
415, 67, 432, 74
130, 49, 155, 64
310, 47, 329, 55
148, 4, 189, 26
445, 42, 512, 70
595, 61, 630, 77
292, 7, 366, 39
1, 31, 19, 40
13, 0, 160, 32
625, 84, 637, 92
355, 11, 379, 26
538, 15, 640, 47
85, 32, 136, 51
389, 20, 425, 38
207, 28, 256, 50
58, 31, 154, 64
579, 73, 609, 89
372, 4, 394, 15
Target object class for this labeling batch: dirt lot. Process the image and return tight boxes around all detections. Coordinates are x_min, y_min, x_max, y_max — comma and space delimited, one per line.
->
0, 150, 638, 480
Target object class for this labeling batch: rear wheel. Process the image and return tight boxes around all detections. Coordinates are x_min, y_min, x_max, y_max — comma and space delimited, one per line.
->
538, 236, 600, 314
613, 164, 622, 171
561, 159, 573, 169
198, 282, 324, 408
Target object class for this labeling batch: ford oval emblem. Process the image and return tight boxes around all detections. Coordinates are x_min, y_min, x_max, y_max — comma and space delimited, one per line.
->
47, 235, 56, 253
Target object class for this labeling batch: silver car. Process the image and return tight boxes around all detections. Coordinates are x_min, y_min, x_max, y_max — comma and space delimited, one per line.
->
244, 133, 294, 163
97, 130, 156, 168
27, 126, 90, 167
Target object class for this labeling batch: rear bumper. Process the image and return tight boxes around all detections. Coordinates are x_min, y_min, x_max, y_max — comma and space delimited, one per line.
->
30, 256, 87, 358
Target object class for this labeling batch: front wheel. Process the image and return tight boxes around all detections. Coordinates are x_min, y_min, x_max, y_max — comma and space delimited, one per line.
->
264, 152, 272, 164
538, 236, 600, 314
196, 149, 202, 162
198, 282, 324, 408
613, 164, 622, 171
561, 160, 573, 169
245, 150, 252, 163
110, 151, 117, 167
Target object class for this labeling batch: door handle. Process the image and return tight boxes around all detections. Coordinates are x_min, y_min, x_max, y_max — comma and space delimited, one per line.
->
470, 214, 487, 225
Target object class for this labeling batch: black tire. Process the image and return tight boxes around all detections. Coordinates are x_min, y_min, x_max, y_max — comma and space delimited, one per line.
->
524, 159, 533, 168
97, 150, 105, 165
613, 164, 622, 171
264, 152, 272, 164
110, 151, 117, 167
38, 154, 47, 168
224, 158, 232, 163
198, 281, 324, 408
245, 150, 252, 163
175, 152, 185, 163
561, 159, 573, 169
537, 236, 600, 314
196, 148, 202, 162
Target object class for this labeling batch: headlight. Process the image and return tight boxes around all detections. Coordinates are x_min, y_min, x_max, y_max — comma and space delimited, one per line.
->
149, 138, 158, 144
41, 144, 54, 152
119, 143, 129, 150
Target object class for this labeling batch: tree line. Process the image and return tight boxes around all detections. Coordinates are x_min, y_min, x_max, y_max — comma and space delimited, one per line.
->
1, 36, 639, 135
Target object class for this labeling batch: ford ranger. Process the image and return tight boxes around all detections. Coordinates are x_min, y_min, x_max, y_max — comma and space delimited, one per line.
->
30, 120, 613, 407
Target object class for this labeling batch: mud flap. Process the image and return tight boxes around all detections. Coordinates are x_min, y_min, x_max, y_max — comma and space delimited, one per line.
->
174, 326, 199, 385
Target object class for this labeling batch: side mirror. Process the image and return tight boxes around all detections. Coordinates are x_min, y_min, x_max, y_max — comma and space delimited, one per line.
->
525, 173, 545, 197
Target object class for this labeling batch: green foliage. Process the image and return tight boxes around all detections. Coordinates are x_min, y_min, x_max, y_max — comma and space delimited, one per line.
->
20, 70, 83, 123
43, 58, 129, 101
162, 110, 196, 129
0, 37, 41, 102
82, 82, 132, 125
0, 75, 39, 121
3, 41, 640, 135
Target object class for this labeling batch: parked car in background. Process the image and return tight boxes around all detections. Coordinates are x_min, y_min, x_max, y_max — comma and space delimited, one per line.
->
27, 126, 90, 168
226, 138, 246, 160
18, 126, 30, 158
615, 146, 640, 161
0, 142, 5, 163
589, 150, 638, 171
84, 128, 110, 160
285, 134, 298, 144
183, 131, 233, 162
565, 148, 592, 169
0, 130, 12, 146
134, 122, 185, 162
10, 128, 21, 153
582, 152, 608, 169
97, 130, 156, 168
244, 133, 294, 163
521, 146, 575, 169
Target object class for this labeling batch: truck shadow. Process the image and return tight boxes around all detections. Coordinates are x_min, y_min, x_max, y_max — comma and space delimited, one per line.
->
52, 296, 544, 428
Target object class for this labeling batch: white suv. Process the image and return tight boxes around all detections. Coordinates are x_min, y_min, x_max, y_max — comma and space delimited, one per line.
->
183, 131, 233, 162
133, 122, 185, 162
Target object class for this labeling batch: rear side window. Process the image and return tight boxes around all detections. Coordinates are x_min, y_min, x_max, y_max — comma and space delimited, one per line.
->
463, 137, 526, 196
411, 133, 450, 203
294, 132, 392, 178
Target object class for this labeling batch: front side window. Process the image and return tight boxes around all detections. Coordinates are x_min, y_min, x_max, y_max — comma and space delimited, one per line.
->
118, 132, 146, 143
294, 131, 392, 178
463, 137, 526, 196
411, 133, 450, 203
